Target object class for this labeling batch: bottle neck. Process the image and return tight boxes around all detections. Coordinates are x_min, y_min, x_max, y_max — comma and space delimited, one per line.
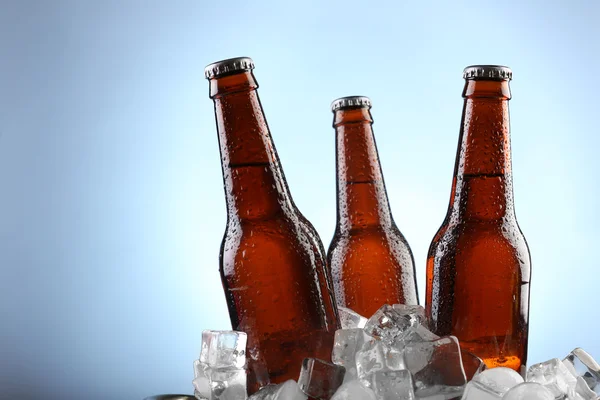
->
449, 79, 515, 222
211, 71, 292, 221
334, 107, 393, 231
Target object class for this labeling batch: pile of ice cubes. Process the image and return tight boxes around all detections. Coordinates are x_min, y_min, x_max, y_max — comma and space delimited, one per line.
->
192, 304, 600, 400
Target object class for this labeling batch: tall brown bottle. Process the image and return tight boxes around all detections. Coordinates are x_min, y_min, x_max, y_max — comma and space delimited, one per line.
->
205, 57, 339, 393
425, 66, 531, 375
327, 96, 419, 318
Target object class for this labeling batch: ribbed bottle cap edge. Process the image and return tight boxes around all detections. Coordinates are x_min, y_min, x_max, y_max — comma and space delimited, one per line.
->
331, 96, 372, 112
463, 65, 512, 80
204, 57, 255, 79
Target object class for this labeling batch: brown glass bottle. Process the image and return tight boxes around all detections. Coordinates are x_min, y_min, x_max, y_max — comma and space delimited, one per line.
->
327, 96, 419, 318
425, 66, 531, 375
205, 57, 339, 393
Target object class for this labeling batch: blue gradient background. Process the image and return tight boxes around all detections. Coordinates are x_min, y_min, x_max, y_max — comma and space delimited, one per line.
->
0, 1, 598, 399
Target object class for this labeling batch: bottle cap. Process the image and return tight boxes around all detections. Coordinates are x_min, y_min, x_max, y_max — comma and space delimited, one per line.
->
204, 57, 254, 79
331, 96, 372, 112
463, 65, 512, 80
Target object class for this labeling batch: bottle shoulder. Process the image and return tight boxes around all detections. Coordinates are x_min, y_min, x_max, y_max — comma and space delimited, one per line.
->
432, 218, 528, 238
328, 225, 414, 258
221, 212, 326, 259
427, 219, 531, 273
331, 226, 407, 244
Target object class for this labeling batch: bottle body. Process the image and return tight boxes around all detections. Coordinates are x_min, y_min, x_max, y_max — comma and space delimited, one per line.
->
425, 70, 531, 375
207, 60, 338, 393
328, 225, 417, 317
221, 208, 336, 392
328, 98, 418, 318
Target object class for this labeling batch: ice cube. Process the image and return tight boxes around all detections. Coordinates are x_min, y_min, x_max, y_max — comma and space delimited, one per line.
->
338, 307, 368, 329
460, 350, 486, 381
403, 336, 466, 399
246, 343, 270, 389
401, 337, 434, 375
460, 367, 524, 399
200, 330, 247, 369
331, 380, 377, 400
385, 342, 406, 372
192, 363, 246, 400
528, 358, 578, 398
192, 360, 210, 398
371, 369, 416, 400
248, 380, 307, 400
502, 382, 555, 400
392, 304, 428, 327
194, 359, 206, 379
570, 376, 599, 400
364, 304, 436, 347
475, 367, 524, 395
332, 329, 369, 381
461, 381, 502, 400
208, 368, 247, 400
364, 305, 413, 344
417, 395, 446, 400
398, 324, 440, 346
563, 348, 600, 395
298, 358, 346, 400
356, 339, 388, 386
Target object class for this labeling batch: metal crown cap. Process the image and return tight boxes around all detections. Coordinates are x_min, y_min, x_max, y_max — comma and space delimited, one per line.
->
463, 65, 512, 80
204, 57, 254, 79
331, 96, 372, 112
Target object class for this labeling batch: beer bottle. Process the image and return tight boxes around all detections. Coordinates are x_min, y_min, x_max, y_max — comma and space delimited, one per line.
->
328, 96, 419, 318
425, 66, 531, 375
205, 57, 339, 393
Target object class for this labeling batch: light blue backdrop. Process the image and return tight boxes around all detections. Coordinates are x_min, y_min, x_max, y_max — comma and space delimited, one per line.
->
1, 1, 598, 399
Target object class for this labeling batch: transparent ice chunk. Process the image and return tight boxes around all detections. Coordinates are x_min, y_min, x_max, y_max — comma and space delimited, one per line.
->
364, 305, 414, 344
298, 358, 346, 400
338, 307, 368, 329
392, 304, 428, 328
356, 339, 387, 380
192, 360, 210, 398
460, 350, 486, 381
461, 381, 502, 400
528, 358, 578, 398
461, 367, 523, 399
371, 369, 416, 400
246, 344, 270, 389
416, 395, 448, 400
563, 348, 600, 395
401, 338, 434, 375
385, 343, 405, 372
474, 367, 524, 396
200, 330, 247, 369
331, 329, 369, 381
572, 376, 599, 400
364, 304, 438, 347
398, 324, 440, 346
502, 382, 555, 400
248, 380, 307, 400
331, 380, 377, 400
192, 361, 246, 400
194, 359, 206, 379
209, 368, 247, 400
403, 336, 466, 399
